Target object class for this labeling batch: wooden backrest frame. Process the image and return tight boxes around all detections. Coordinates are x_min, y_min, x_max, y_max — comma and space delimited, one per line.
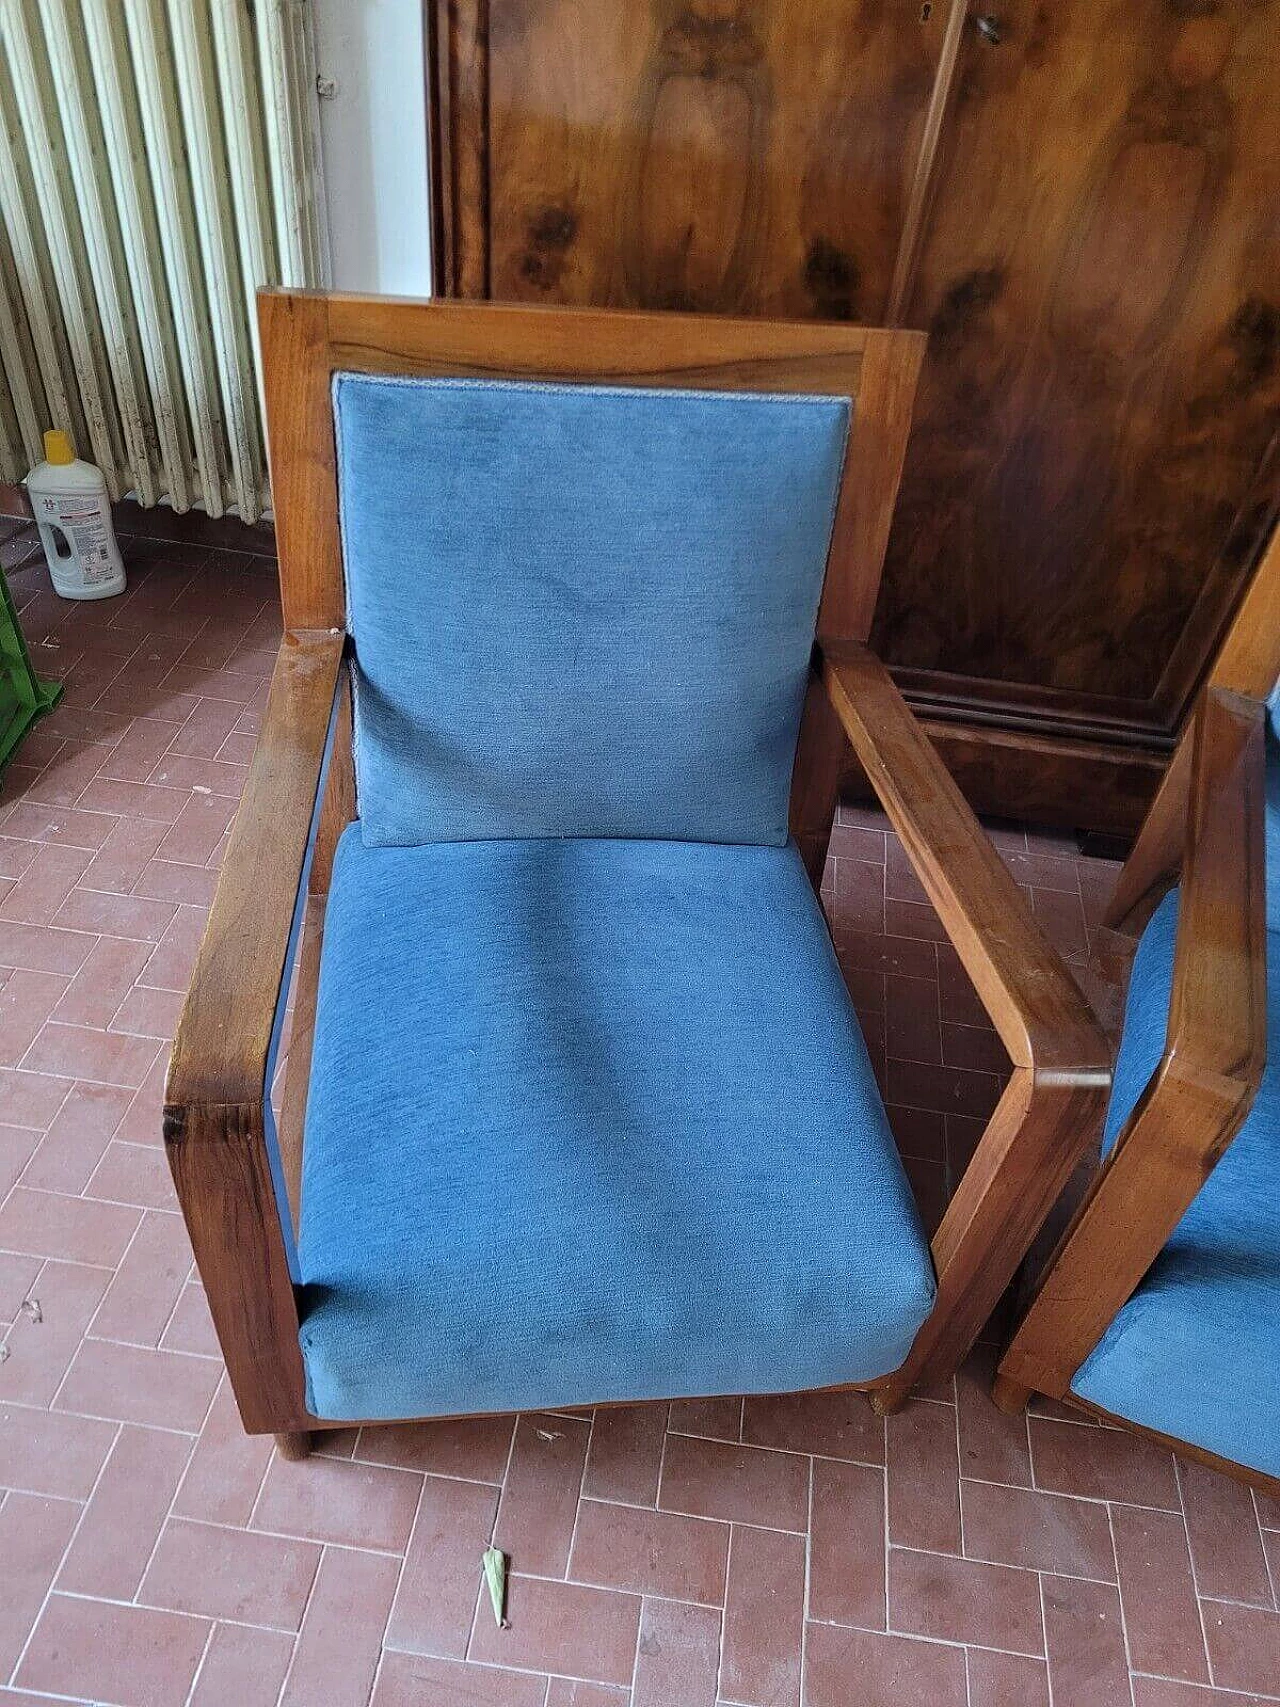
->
258, 290, 925, 649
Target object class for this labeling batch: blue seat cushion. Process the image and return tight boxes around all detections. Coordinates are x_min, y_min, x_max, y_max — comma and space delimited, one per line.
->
297, 825, 936, 1421
1071, 887, 1280, 1478
333, 375, 849, 846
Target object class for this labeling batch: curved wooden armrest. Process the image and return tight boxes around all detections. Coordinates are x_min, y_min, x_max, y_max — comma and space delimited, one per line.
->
997, 687, 1268, 1402
162, 628, 344, 1435
166, 629, 345, 1112
822, 641, 1108, 1081
819, 640, 1111, 1405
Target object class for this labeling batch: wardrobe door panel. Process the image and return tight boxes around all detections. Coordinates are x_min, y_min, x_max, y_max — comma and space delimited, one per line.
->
428, 0, 1280, 830
484, 0, 950, 319
878, 0, 1280, 737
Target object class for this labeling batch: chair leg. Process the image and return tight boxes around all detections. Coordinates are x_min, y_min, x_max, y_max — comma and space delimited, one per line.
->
868, 1383, 907, 1417
275, 1430, 313, 1461
991, 1374, 1032, 1415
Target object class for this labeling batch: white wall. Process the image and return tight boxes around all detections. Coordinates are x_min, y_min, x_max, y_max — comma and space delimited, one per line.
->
310, 0, 433, 295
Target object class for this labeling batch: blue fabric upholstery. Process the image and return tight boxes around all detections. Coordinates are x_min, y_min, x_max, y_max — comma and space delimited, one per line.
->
333, 375, 849, 846
1071, 746, 1280, 1474
297, 827, 936, 1422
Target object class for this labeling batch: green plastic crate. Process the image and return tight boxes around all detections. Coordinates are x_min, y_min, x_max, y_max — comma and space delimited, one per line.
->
0, 564, 62, 774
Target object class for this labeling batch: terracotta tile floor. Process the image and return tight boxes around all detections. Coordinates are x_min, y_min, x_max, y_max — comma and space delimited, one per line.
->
1, 522, 1278, 1706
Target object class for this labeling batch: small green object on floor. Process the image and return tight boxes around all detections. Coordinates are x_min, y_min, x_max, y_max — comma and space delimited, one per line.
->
482, 1545, 508, 1628
0, 565, 62, 774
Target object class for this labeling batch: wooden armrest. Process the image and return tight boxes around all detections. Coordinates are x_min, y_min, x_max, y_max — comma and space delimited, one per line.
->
166, 629, 345, 1112
161, 628, 343, 1434
821, 640, 1108, 1081
997, 687, 1268, 1400
820, 640, 1111, 1406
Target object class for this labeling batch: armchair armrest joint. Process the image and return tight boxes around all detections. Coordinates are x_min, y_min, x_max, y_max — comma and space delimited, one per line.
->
816, 638, 1111, 1405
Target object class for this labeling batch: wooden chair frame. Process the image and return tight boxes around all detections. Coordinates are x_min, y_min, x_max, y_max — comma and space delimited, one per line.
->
164, 291, 1109, 1455
994, 522, 1280, 1495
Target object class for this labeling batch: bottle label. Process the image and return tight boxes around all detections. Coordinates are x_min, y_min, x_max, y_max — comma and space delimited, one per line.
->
40, 494, 116, 584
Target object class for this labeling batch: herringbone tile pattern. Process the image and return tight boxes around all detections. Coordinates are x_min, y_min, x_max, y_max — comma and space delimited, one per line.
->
1, 525, 1277, 1706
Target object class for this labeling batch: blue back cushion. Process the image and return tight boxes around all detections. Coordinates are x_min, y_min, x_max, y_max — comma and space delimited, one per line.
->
333, 375, 850, 846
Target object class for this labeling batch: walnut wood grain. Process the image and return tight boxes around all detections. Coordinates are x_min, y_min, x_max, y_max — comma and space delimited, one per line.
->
997, 688, 1268, 1406
885, 0, 970, 324
164, 1101, 310, 1434
824, 642, 1109, 1075
323, 288, 881, 384
263, 290, 923, 652
790, 668, 848, 893
311, 669, 355, 897
880, 1069, 1108, 1411
824, 330, 926, 638
1108, 521, 1280, 929
428, 0, 489, 297
876, 0, 1280, 726
277, 897, 325, 1228
167, 630, 344, 1109
430, 0, 1280, 831
477, 0, 953, 319
820, 640, 1111, 1404
901, 720, 1166, 840
257, 294, 344, 632
164, 630, 343, 1435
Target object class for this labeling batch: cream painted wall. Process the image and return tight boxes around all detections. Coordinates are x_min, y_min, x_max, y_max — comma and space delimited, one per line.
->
310, 0, 433, 296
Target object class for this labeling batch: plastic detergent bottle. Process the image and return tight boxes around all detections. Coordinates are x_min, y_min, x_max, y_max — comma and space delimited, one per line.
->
27, 430, 127, 600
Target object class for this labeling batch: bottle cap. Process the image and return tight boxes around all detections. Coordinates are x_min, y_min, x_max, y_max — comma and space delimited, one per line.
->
43, 429, 75, 466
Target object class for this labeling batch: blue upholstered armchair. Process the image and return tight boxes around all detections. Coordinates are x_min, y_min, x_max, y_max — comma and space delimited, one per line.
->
165, 294, 1108, 1457
997, 532, 1280, 1491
